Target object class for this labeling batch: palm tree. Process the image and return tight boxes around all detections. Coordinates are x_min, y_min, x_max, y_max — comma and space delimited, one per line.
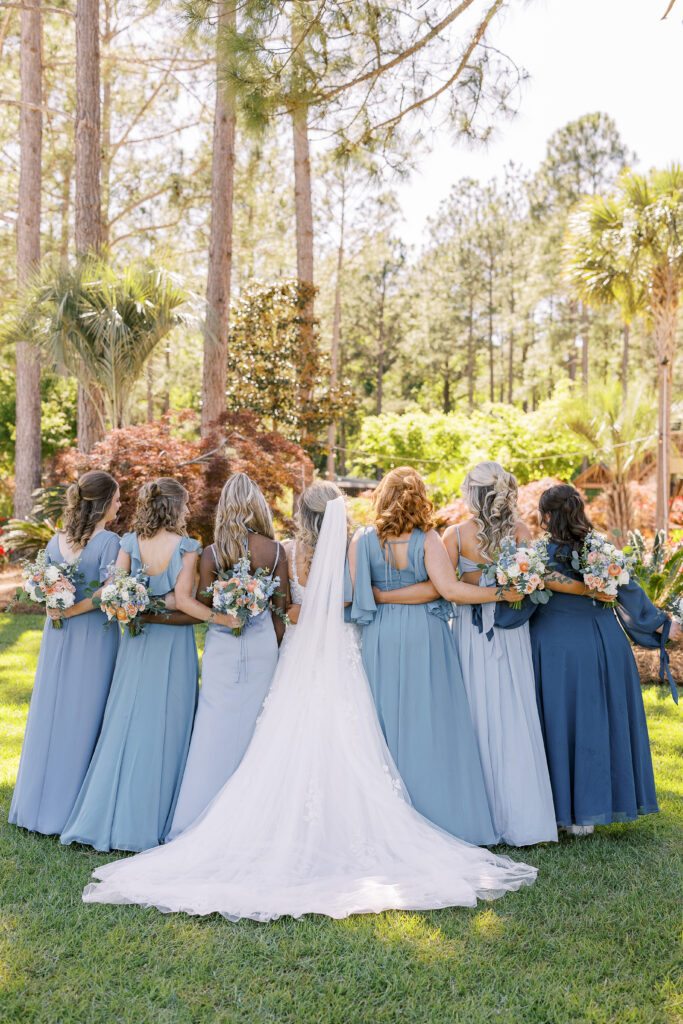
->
565, 166, 683, 532
5, 259, 188, 432
563, 382, 657, 542
565, 220, 646, 402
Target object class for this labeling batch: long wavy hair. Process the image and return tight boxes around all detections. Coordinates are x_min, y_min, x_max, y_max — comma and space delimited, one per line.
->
133, 478, 188, 539
213, 472, 274, 572
461, 461, 519, 560
294, 480, 347, 572
63, 470, 118, 550
372, 467, 436, 544
539, 484, 593, 552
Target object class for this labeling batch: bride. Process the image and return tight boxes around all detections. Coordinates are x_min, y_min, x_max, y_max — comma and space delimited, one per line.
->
83, 493, 537, 921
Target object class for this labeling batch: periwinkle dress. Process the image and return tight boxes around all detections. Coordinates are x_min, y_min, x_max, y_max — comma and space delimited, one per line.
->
451, 529, 557, 847
527, 541, 668, 828
61, 533, 200, 852
168, 542, 280, 839
351, 526, 497, 846
9, 530, 120, 835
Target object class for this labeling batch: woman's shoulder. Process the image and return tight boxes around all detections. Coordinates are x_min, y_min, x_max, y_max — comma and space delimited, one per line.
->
177, 535, 201, 556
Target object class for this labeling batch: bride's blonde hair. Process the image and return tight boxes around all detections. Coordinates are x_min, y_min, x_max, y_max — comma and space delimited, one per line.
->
295, 480, 347, 572
461, 461, 518, 560
213, 472, 275, 572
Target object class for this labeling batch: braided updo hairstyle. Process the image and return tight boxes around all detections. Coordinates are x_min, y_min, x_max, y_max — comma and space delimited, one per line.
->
63, 470, 118, 550
461, 461, 519, 560
295, 480, 347, 572
372, 467, 436, 544
133, 478, 189, 539
538, 484, 593, 552
213, 472, 275, 572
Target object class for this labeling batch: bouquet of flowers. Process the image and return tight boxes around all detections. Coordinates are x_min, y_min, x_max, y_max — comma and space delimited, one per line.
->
16, 549, 80, 628
205, 555, 287, 637
570, 531, 634, 607
94, 565, 167, 637
481, 537, 551, 610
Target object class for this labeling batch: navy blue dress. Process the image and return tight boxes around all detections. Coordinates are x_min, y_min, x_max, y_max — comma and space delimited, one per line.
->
527, 541, 667, 828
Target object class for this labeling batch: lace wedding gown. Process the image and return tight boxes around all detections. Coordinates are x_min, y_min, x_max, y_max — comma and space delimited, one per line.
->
83, 498, 537, 921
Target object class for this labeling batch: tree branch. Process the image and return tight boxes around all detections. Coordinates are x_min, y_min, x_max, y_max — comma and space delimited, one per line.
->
0, 1, 74, 14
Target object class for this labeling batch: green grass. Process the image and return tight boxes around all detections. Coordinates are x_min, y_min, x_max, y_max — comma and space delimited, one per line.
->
1, 614, 681, 1024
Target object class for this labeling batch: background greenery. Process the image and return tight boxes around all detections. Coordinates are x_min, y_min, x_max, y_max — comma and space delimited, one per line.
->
1, 615, 681, 1024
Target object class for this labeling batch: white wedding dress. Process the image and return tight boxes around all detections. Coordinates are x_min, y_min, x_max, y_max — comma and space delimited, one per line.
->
83, 498, 537, 921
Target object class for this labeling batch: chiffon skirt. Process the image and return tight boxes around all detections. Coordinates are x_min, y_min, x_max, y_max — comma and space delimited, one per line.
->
361, 604, 497, 845
168, 614, 278, 839
453, 605, 557, 846
530, 592, 659, 827
9, 610, 119, 835
61, 623, 198, 852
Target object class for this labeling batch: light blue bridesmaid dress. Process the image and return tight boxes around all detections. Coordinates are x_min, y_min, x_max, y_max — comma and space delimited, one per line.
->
167, 541, 280, 838
60, 532, 200, 852
9, 530, 120, 835
451, 527, 557, 846
350, 526, 498, 846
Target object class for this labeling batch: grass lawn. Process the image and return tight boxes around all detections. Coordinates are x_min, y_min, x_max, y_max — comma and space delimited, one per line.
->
1, 614, 681, 1024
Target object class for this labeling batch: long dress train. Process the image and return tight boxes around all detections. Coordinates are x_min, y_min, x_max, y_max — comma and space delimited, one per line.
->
82, 499, 537, 922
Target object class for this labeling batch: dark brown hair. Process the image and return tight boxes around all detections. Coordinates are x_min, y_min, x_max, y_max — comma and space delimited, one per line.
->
63, 470, 118, 549
539, 484, 593, 551
132, 478, 188, 539
372, 466, 436, 543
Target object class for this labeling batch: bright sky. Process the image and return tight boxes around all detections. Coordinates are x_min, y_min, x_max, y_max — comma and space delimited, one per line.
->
397, 0, 683, 246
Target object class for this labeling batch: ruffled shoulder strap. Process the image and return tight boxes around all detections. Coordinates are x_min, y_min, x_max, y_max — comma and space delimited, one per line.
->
408, 528, 429, 583
119, 531, 141, 570
349, 527, 377, 626
164, 535, 201, 588
98, 531, 121, 581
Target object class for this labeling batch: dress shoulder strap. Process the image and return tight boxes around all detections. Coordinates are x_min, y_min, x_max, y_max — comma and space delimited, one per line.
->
269, 541, 281, 579
290, 541, 300, 585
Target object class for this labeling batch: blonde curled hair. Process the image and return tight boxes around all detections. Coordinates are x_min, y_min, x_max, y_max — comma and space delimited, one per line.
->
213, 472, 274, 572
295, 480, 347, 572
372, 467, 435, 544
63, 470, 118, 550
133, 478, 188, 539
461, 461, 518, 560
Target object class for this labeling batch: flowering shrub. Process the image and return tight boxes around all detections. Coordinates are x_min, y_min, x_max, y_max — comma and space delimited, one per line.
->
49, 410, 313, 545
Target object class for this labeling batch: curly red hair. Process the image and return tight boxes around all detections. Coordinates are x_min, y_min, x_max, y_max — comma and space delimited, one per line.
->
372, 467, 436, 542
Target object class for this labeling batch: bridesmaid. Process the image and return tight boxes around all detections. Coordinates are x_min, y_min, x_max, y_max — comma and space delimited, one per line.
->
348, 466, 517, 846
378, 462, 557, 846
529, 484, 680, 834
168, 473, 287, 839
9, 471, 121, 836
61, 477, 233, 853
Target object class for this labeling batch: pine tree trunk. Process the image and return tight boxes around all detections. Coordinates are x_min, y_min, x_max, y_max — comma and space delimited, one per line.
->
487, 274, 494, 402
621, 321, 629, 401
292, 100, 315, 441
377, 279, 386, 416
467, 295, 474, 410
581, 303, 589, 390
14, 0, 43, 518
606, 481, 633, 545
201, 1, 236, 436
652, 266, 679, 534
326, 200, 344, 481
75, 0, 105, 452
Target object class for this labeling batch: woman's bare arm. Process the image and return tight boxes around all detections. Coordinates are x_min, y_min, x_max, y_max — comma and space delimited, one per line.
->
372, 581, 440, 604
174, 551, 239, 628
423, 531, 516, 605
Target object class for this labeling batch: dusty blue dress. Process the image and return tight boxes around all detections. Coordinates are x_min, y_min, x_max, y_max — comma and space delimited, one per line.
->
61, 533, 200, 852
351, 526, 497, 846
168, 542, 280, 839
9, 530, 120, 835
451, 529, 557, 847
527, 541, 668, 827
